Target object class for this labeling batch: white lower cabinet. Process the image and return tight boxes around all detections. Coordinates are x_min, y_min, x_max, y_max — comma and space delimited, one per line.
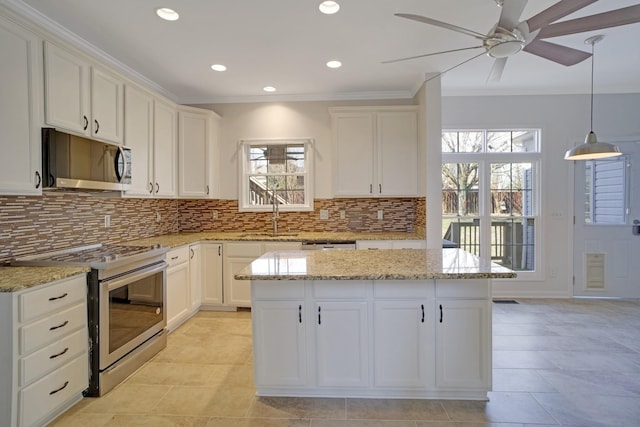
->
223, 241, 301, 307
251, 278, 491, 399
166, 246, 190, 331
253, 299, 307, 387
188, 244, 202, 311
200, 243, 223, 307
0, 274, 88, 427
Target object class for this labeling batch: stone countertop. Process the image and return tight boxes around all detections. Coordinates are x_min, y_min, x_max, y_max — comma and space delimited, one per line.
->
124, 231, 425, 249
0, 266, 89, 293
235, 248, 517, 280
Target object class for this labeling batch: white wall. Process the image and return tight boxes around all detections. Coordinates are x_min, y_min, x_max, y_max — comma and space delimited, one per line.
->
442, 93, 640, 297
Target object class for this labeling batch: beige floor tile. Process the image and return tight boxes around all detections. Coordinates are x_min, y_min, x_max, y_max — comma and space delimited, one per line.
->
154, 384, 255, 417
78, 383, 172, 414
248, 396, 347, 420
48, 412, 114, 427
206, 418, 311, 427
346, 398, 448, 421
312, 420, 418, 427
103, 414, 211, 426
126, 361, 225, 386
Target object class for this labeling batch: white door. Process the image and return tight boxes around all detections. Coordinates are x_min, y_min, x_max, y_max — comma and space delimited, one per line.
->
573, 141, 640, 298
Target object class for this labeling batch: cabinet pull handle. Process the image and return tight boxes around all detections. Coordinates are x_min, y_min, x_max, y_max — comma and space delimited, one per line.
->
49, 381, 69, 395
171, 256, 179, 260
49, 320, 69, 331
318, 306, 321, 325
35, 171, 41, 189
207, 185, 210, 195
421, 304, 425, 323
94, 119, 99, 134
218, 246, 221, 256
299, 305, 302, 323
379, 184, 382, 193
155, 182, 159, 193
49, 347, 69, 359
190, 248, 194, 259
439, 304, 443, 323
83, 115, 88, 130
369, 184, 372, 194
48, 292, 68, 302
149, 182, 153, 194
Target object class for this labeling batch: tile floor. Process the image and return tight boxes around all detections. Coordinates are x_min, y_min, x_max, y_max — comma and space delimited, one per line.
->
51, 299, 640, 427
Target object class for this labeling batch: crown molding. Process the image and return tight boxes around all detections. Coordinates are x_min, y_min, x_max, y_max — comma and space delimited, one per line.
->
180, 89, 415, 105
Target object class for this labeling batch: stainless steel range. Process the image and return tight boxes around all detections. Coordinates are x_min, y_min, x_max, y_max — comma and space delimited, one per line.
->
13, 243, 169, 396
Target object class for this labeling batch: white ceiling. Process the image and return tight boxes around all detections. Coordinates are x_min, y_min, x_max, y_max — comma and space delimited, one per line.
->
15, 0, 640, 103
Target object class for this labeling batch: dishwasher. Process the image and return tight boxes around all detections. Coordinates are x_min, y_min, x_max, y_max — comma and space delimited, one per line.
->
301, 241, 356, 250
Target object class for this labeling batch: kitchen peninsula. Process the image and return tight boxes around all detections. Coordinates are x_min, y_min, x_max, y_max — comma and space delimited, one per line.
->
236, 248, 516, 400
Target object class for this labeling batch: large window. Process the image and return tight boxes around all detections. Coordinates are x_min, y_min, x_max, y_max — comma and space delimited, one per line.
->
239, 138, 314, 212
442, 130, 540, 273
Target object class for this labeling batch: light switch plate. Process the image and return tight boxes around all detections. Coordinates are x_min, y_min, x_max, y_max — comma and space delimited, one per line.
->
377, 210, 384, 220
320, 210, 329, 220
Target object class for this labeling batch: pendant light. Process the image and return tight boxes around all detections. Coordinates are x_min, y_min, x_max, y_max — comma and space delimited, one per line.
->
564, 35, 622, 160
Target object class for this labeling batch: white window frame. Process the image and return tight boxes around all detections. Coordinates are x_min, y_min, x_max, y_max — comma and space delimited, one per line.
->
442, 129, 542, 280
238, 138, 314, 212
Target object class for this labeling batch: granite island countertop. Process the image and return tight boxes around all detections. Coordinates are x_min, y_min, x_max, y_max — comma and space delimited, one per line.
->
235, 248, 516, 281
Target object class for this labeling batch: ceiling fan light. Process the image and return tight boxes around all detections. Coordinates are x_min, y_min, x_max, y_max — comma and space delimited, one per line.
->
564, 132, 622, 160
487, 40, 524, 58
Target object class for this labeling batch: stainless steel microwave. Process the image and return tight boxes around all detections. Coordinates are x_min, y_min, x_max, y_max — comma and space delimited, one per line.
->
42, 128, 131, 191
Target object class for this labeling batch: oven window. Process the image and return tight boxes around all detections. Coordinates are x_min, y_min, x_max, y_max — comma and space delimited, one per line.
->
109, 270, 163, 353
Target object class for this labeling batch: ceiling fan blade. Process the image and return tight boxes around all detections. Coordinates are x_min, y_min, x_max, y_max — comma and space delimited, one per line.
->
497, 0, 528, 31
382, 45, 484, 64
395, 13, 489, 40
523, 39, 591, 66
487, 57, 508, 82
425, 50, 491, 83
537, 4, 640, 39
526, 0, 598, 32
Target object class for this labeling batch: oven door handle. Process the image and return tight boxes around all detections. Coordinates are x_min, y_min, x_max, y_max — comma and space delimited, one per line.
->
101, 261, 167, 291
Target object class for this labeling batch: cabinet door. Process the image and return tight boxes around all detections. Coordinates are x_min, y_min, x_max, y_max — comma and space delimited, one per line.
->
201, 243, 223, 305
373, 300, 430, 388
435, 299, 491, 390
91, 67, 123, 144
377, 111, 418, 197
332, 113, 375, 197
315, 301, 369, 387
0, 16, 42, 195
178, 109, 209, 197
166, 262, 190, 331
153, 99, 177, 197
253, 300, 307, 386
223, 257, 253, 307
44, 42, 90, 135
123, 84, 153, 197
189, 245, 202, 310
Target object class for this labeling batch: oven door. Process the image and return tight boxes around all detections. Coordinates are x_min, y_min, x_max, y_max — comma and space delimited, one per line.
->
99, 261, 167, 370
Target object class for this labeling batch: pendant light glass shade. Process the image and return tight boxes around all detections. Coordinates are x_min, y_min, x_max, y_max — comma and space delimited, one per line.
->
564, 35, 622, 161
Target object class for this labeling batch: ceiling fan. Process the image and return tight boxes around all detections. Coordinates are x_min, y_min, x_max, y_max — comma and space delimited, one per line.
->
384, 0, 640, 82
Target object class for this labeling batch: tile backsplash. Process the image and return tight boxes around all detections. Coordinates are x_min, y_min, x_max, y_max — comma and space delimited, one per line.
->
0, 193, 426, 263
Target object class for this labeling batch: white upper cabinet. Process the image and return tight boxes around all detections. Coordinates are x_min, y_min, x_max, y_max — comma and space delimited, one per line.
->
123, 84, 154, 196
44, 41, 123, 144
0, 16, 43, 195
331, 106, 418, 198
153, 98, 178, 197
178, 107, 219, 198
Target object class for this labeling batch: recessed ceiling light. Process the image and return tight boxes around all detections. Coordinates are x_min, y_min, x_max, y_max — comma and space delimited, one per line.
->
326, 60, 342, 69
156, 7, 179, 21
211, 64, 227, 72
263, 86, 276, 92
319, 1, 340, 15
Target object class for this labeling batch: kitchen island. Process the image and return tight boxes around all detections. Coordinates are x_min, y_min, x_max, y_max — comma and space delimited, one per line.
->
236, 248, 516, 401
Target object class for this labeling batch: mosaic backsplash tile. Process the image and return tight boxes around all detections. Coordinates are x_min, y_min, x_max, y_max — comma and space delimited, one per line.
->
0, 193, 426, 264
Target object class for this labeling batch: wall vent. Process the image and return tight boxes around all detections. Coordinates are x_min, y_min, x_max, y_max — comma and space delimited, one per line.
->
585, 253, 605, 289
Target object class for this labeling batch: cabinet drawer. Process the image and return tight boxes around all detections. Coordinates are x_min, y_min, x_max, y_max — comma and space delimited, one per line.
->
263, 242, 302, 252
19, 275, 86, 323
225, 242, 263, 257
435, 280, 490, 299
312, 280, 368, 299
166, 246, 189, 266
373, 280, 434, 299
20, 303, 87, 355
252, 281, 305, 300
20, 328, 87, 387
19, 354, 88, 427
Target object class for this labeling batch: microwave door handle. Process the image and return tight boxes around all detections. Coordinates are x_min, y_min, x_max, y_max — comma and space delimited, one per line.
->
114, 146, 126, 182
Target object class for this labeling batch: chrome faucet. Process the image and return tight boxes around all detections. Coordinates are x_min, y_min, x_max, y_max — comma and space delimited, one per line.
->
272, 189, 279, 236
